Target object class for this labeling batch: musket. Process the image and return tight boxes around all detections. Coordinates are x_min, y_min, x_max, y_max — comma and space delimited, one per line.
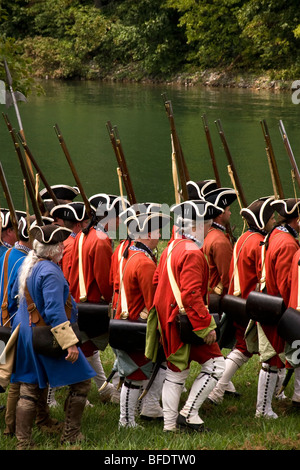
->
2, 113, 44, 225
138, 346, 165, 401
106, 121, 137, 206
17, 133, 59, 206
54, 124, 94, 219
260, 120, 285, 198
201, 114, 221, 187
0, 162, 20, 240
98, 369, 118, 392
215, 119, 247, 208
279, 120, 300, 189
3, 58, 34, 178
162, 93, 189, 201
276, 368, 294, 398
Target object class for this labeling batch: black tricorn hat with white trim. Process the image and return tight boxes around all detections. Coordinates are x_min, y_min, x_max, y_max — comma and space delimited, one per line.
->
18, 215, 54, 240
119, 202, 162, 223
30, 224, 72, 245
171, 200, 223, 222
186, 180, 218, 200
205, 187, 237, 210
124, 212, 171, 238
270, 198, 300, 220
1, 209, 27, 230
241, 196, 275, 230
89, 194, 130, 218
50, 202, 90, 222
40, 185, 80, 201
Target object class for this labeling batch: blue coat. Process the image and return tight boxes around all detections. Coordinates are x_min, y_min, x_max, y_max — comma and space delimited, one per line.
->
0, 245, 28, 327
11, 259, 96, 388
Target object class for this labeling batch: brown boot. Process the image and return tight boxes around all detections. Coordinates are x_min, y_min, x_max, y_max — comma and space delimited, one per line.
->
3, 382, 20, 436
60, 380, 91, 445
15, 383, 40, 450
35, 387, 63, 433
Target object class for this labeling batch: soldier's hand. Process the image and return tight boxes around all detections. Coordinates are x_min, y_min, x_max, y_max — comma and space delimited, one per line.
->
65, 345, 79, 363
203, 330, 217, 345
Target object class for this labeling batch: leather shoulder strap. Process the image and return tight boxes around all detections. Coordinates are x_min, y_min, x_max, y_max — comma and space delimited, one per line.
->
25, 260, 73, 326
1, 248, 13, 327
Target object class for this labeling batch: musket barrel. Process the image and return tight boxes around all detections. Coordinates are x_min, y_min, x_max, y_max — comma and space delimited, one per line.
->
202, 114, 221, 187
279, 120, 300, 189
215, 119, 247, 208
54, 124, 94, 219
260, 119, 284, 198
163, 96, 189, 201
3, 113, 44, 225
106, 121, 137, 205
0, 162, 19, 240
17, 133, 59, 206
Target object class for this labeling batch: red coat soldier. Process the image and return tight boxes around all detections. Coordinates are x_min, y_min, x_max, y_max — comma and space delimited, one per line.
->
68, 194, 129, 404
255, 198, 300, 418
112, 211, 170, 428
208, 196, 276, 404
147, 200, 225, 432
50, 202, 90, 281
203, 187, 237, 296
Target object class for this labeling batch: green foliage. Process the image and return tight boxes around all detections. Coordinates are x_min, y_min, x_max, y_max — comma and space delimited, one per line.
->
0, 35, 43, 96
237, 0, 300, 69
1, 0, 300, 87
166, 0, 247, 68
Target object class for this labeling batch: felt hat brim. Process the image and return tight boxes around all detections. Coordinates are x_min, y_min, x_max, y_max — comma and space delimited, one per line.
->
30, 224, 72, 244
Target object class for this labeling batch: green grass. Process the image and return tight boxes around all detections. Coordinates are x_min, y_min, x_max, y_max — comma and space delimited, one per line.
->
1, 346, 299, 451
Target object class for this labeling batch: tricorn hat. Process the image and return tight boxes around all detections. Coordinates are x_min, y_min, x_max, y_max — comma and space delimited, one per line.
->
18, 215, 54, 240
124, 212, 170, 239
270, 198, 300, 220
40, 185, 80, 201
186, 180, 218, 200
119, 202, 162, 223
205, 187, 237, 210
1, 209, 27, 230
50, 202, 90, 223
171, 200, 223, 222
30, 224, 72, 245
89, 194, 130, 218
43, 199, 69, 214
241, 196, 275, 230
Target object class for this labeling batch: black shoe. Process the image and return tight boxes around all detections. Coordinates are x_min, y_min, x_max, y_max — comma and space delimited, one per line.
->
0, 405, 5, 413
140, 414, 164, 421
176, 413, 210, 433
224, 390, 241, 399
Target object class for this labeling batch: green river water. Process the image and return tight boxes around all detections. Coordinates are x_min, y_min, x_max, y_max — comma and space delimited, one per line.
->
1, 79, 300, 234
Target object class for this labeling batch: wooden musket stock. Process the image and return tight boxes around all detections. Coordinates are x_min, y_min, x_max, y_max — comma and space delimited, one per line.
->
162, 93, 189, 201
0, 162, 20, 240
2, 113, 44, 226
260, 119, 285, 198
106, 121, 137, 206
17, 133, 59, 206
215, 119, 247, 208
279, 120, 300, 189
54, 124, 94, 219
202, 114, 221, 187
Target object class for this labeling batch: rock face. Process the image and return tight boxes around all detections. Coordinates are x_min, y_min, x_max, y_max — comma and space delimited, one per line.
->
168, 70, 291, 90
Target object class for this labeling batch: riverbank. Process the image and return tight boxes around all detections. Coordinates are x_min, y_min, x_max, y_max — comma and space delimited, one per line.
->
67, 63, 293, 92
102, 67, 293, 91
